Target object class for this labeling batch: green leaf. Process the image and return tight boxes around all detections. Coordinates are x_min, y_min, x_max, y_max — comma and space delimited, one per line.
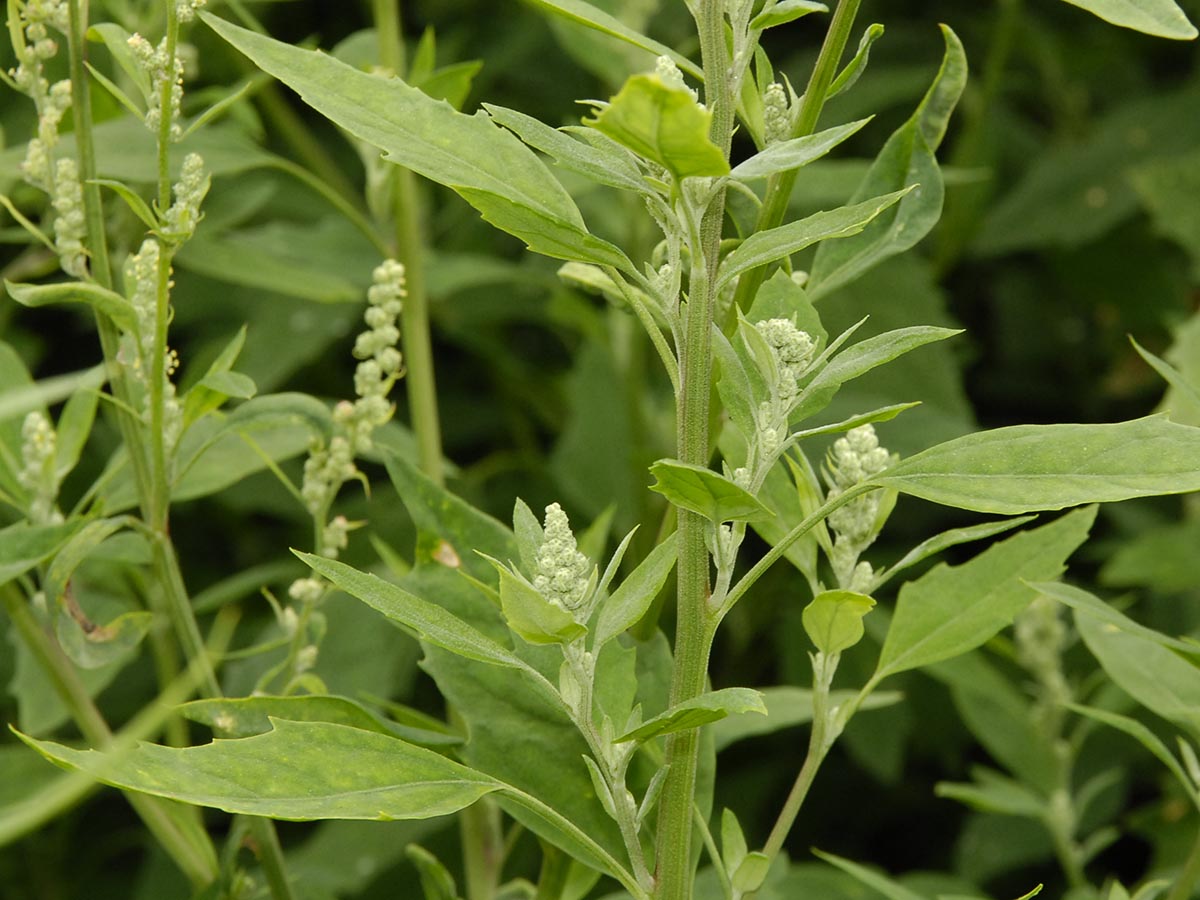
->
1100, 519, 1200, 594
808, 25, 967, 299
750, 0, 828, 30
406, 844, 461, 900
731, 119, 870, 181
485, 104, 647, 194
456, 186, 636, 275
585, 73, 728, 179
874, 415, 1200, 514
0, 520, 85, 586
648, 459, 772, 523
1130, 336, 1200, 411
711, 686, 901, 751
520, 0, 703, 80
874, 516, 1035, 589
490, 559, 587, 646
1031, 581, 1200, 655
732, 852, 772, 893
43, 517, 135, 606
721, 807, 749, 874
180, 695, 460, 747
802, 590, 875, 655
201, 14, 603, 261
55, 608, 153, 671
1058, 0, 1196, 38
935, 767, 1046, 818
386, 451, 517, 584
794, 325, 961, 421
1074, 605, 1200, 740
813, 849, 929, 900
874, 507, 1094, 681
54, 381, 101, 481
716, 190, 910, 292
594, 535, 677, 647
5, 280, 138, 333
616, 687, 766, 743
1064, 702, 1196, 801
19, 719, 500, 820
827, 23, 885, 100
298, 553, 533, 672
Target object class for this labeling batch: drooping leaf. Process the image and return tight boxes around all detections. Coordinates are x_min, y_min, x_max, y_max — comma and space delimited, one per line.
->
1074, 606, 1200, 740
648, 459, 772, 522
873, 415, 1200, 514
585, 73, 728, 179
1031, 581, 1199, 655
20, 719, 500, 820
1064, 702, 1195, 802
1057, 0, 1196, 38
616, 687, 766, 743
5, 280, 138, 333
935, 767, 1046, 818
202, 14, 611, 268
406, 844, 461, 900
873, 507, 1094, 681
717, 190, 910, 292
874, 516, 1035, 589
298, 553, 536, 674
808, 25, 967, 299
520, 0, 702, 79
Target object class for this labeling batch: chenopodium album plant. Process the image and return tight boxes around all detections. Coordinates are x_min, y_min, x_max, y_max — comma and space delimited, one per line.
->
4, 0, 1200, 898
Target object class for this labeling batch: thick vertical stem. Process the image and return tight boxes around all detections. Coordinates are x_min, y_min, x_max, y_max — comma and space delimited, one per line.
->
653, 2, 733, 898
728, 0, 863, 318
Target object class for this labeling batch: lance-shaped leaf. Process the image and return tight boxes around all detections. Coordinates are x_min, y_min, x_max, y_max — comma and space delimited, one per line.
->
1075, 606, 1200, 740
585, 73, 728, 179
1065, 702, 1196, 803
180, 695, 460, 747
751, 0, 828, 30
873, 415, 1200, 515
716, 190, 909, 292
19, 719, 500, 820
201, 15, 628, 272
616, 687, 766, 743
1032, 581, 1200, 655
1059, 0, 1196, 38
873, 507, 1094, 681
649, 459, 772, 523
0, 520, 84, 585
730, 119, 870, 181
594, 535, 677, 647
521, 0, 702, 79
808, 25, 967, 299
297, 553, 529, 672
6, 280, 138, 334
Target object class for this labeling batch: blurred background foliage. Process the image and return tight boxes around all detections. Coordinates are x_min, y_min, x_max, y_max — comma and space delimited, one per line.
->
2, 0, 1200, 897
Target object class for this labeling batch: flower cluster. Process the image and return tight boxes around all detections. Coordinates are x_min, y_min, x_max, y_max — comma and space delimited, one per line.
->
51, 158, 87, 277
176, 0, 208, 23
19, 411, 61, 525
824, 425, 893, 590
755, 317, 815, 402
534, 503, 592, 613
655, 55, 699, 105
128, 33, 185, 141
762, 82, 790, 145
122, 239, 183, 452
163, 153, 210, 241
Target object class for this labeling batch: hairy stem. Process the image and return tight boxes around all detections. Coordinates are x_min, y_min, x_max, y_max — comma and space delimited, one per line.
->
653, 2, 734, 898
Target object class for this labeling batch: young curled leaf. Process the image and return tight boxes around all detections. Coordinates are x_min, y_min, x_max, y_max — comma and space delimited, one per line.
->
585, 73, 728, 179
802, 590, 875, 655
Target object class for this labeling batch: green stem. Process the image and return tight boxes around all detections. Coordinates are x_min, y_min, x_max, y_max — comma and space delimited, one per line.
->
653, 4, 733, 899
760, 652, 837, 866
534, 841, 571, 900
373, 0, 445, 487
728, 0, 863, 319
1167, 825, 1200, 900
2, 586, 218, 886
